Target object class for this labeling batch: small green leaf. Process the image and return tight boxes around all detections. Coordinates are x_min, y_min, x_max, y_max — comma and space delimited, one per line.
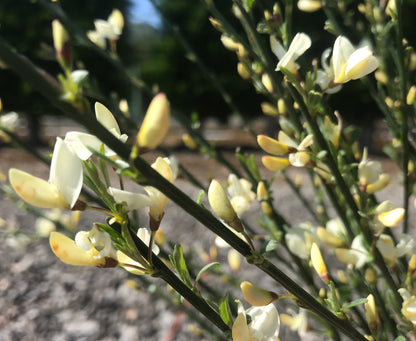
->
219, 295, 234, 327
170, 245, 193, 288
260, 239, 279, 254
242, 0, 255, 11
195, 262, 220, 284
394, 336, 406, 341
341, 298, 368, 311
197, 190, 205, 205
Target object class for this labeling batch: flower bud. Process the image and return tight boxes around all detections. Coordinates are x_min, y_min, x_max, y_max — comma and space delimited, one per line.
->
137, 93, 170, 151
365, 294, 378, 333
182, 133, 198, 149
297, 0, 322, 12
240, 281, 279, 306
260, 102, 279, 116
407, 85, 416, 105
228, 249, 241, 272
311, 243, 329, 283
52, 19, 71, 68
208, 180, 243, 232
237, 62, 251, 80
261, 74, 273, 93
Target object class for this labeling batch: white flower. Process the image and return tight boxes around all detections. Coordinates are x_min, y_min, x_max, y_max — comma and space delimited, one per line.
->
227, 174, 256, 215
108, 187, 154, 210
332, 36, 379, 84
64, 102, 128, 160
9, 137, 83, 209
285, 223, 317, 260
232, 302, 280, 341
335, 234, 370, 269
398, 288, 416, 326
274, 33, 311, 74
50, 225, 116, 267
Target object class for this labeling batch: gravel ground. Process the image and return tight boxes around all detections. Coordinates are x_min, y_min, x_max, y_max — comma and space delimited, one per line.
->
0, 145, 407, 341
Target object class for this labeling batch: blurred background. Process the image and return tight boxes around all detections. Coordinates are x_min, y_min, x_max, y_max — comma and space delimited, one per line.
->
0, 0, 416, 146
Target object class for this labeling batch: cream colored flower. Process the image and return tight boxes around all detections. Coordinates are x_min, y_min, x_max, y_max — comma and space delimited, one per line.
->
64, 102, 128, 160
285, 223, 317, 260
398, 288, 416, 326
335, 234, 370, 269
232, 301, 280, 341
332, 36, 379, 84
273, 33, 312, 74
227, 174, 256, 215
50, 225, 116, 267
9, 138, 83, 209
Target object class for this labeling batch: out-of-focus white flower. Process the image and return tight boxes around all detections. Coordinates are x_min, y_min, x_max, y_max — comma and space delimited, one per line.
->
398, 288, 416, 326
297, 0, 322, 12
317, 217, 348, 248
285, 223, 317, 260
227, 174, 256, 215
332, 36, 379, 84
90, 9, 124, 43
273, 33, 311, 74
377, 234, 414, 267
232, 301, 280, 341
336, 234, 370, 269
9, 137, 83, 209
280, 308, 308, 337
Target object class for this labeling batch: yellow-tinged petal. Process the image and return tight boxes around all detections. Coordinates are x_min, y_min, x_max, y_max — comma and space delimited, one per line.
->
116, 250, 150, 275
232, 313, 251, 341
108, 9, 124, 33
377, 208, 405, 227
366, 173, 390, 194
208, 179, 237, 223
240, 281, 278, 306
49, 231, 105, 266
316, 227, 344, 247
262, 156, 290, 171
257, 135, 290, 155
9, 168, 69, 208
137, 93, 170, 150
311, 243, 329, 282
95, 102, 122, 136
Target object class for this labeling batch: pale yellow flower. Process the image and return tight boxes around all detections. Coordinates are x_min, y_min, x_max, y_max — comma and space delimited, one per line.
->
9, 138, 83, 209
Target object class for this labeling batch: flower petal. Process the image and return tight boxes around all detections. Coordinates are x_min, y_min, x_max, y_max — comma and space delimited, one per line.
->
108, 187, 154, 210
50, 231, 105, 266
49, 138, 83, 208
95, 102, 121, 136
9, 168, 68, 208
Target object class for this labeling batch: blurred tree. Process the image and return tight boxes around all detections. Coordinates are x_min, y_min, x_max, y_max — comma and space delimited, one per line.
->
138, 0, 262, 122
0, 0, 131, 144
